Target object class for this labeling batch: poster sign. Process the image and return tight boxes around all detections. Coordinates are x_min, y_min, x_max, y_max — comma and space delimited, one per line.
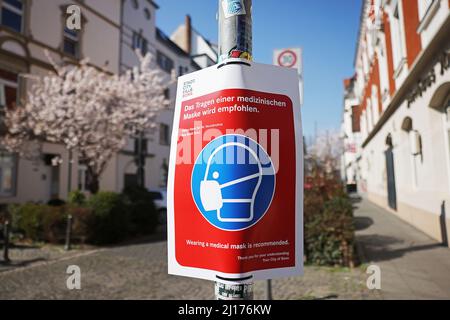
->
168, 59, 303, 282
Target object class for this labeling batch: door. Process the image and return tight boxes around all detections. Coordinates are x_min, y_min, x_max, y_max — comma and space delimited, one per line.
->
385, 147, 397, 210
50, 165, 60, 200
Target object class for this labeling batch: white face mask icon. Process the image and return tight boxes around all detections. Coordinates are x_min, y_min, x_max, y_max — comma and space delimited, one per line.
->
200, 142, 264, 223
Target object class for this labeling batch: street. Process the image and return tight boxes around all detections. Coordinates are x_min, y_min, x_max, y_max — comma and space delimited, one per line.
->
0, 231, 377, 300
2, 197, 450, 300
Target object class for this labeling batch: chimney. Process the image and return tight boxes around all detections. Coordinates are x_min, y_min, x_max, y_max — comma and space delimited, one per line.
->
185, 15, 192, 55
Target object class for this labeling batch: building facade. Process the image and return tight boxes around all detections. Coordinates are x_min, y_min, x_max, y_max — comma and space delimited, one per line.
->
0, 0, 122, 203
0, 0, 206, 204
341, 75, 362, 193
342, 0, 450, 245
108, 0, 201, 194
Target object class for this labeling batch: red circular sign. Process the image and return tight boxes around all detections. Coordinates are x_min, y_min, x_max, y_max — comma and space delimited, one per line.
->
277, 50, 298, 68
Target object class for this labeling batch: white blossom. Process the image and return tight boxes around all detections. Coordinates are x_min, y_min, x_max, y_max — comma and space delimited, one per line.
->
1, 50, 170, 192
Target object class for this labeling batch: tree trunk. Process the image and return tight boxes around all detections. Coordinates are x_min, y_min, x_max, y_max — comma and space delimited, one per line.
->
86, 167, 100, 194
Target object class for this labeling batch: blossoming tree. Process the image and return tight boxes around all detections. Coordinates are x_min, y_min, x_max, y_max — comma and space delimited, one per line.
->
1, 52, 169, 194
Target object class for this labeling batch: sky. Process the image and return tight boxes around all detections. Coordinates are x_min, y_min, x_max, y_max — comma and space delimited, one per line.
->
156, 0, 363, 138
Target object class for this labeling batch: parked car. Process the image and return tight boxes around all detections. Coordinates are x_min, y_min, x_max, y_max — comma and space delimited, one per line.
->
149, 189, 167, 224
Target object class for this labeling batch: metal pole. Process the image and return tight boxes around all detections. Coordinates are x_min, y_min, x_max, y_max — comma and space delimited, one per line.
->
65, 214, 73, 251
215, 0, 254, 300
218, 0, 253, 62
266, 279, 273, 300
67, 149, 73, 194
3, 221, 10, 263
137, 132, 145, 188
215, 282, 253, 300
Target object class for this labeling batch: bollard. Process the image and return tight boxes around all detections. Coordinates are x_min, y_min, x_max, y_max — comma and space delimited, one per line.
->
65, 214, 73, 251
266, 279, 273, 300
3, 221, 10, 263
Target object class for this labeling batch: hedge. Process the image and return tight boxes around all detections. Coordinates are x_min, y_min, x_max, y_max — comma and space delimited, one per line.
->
7, 188, 159, 245
304, 164, 356, 267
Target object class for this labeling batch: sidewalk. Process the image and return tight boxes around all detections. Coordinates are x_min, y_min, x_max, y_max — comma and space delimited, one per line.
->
354, 197, 450, 299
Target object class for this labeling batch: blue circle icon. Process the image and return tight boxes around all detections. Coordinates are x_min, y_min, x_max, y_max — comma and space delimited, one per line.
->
191, 134, 276, 231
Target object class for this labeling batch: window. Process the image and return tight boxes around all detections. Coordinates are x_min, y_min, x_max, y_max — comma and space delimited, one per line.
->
446, 101, 450, 123
163, 88, 170, 100
178, 66, 189, 77
149, 191, 163, 200
134, 137, 148, 154
390, 4, 406, 70
77, 164, 88, 192
0, 151, 17, 197
351, 105, 361, 133
132, 31, 148, 55
63, 27, 80, 57
0, 69, 18, 110
124, 174, 138, 188
418, 0, 435, 20
160, 123, 170, 146
1, 0, 24, 33
144, 8, 151, 20
157, 51, 174, 73
160, 159, 168, 187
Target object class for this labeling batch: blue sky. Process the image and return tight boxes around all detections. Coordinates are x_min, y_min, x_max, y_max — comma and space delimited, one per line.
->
157, 0, 363, 138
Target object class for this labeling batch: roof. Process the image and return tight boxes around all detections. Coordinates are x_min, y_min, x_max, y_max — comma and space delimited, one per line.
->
191, 26, 218, 61
354, 0, 369, 66
146, 0, 159, 9
156, 28, 201, 70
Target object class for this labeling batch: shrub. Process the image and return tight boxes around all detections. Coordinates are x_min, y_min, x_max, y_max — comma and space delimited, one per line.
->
66, 205, 92, 244
68, 190, 87, 206
122, 186, 158, 235
7, 189, 159, 245
10, 203, 66, 243
41, 206, 66, 243
86, 192, 129, 245
304, 193, 355, 267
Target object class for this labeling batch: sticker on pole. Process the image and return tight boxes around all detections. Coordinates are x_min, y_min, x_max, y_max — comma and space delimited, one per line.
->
222, 0, 246, 19
168, 60, 303, 282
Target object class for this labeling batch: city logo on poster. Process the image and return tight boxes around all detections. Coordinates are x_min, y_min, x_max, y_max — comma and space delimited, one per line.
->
183, 79, 195, 98
191, 135, 276, 231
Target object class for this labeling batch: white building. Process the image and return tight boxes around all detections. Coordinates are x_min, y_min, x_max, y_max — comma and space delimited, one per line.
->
341, 76, 362, 193
0, 0, 205, 203
171, 15, 218, 68
0, 0, 121, 202
111, 0, 200, 193
343, 0, 450, 246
